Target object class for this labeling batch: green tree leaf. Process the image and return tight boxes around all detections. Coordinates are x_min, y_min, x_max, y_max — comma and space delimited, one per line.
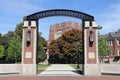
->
0, 45, 4, 58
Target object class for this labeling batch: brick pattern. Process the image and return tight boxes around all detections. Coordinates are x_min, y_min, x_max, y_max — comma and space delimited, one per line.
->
49, 21, 82, 42
113, 38, 120, 56
86, 29, 97, 64
23, 27, 35, 64
0, 76, 120, 80
107, 29, 120, 60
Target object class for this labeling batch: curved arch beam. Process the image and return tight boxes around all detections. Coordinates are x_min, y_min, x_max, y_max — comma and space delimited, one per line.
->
24, 9, 94, 21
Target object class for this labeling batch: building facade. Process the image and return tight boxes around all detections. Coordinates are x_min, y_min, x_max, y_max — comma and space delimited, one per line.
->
106, 29, 120, 61
49, 21, 82, 42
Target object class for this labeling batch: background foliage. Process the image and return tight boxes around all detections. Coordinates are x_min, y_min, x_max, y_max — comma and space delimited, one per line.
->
98, 35, 112, 62
48, 29, 83, 64
0, 22, 112, 64
0, 23, 47, 63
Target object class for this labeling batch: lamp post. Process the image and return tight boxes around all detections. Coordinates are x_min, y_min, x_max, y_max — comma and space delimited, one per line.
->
77, 41, 80, 69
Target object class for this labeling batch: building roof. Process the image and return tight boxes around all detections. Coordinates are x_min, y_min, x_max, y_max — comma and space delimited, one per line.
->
107, 29, 120, 40
111, 32, 120, 38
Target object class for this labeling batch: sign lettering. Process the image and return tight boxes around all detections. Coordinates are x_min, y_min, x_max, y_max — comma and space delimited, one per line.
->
24, 9, 94, 21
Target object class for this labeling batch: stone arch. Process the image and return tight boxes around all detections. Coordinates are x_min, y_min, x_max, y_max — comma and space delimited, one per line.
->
24, 9, 94, 21
22, 9, 100, 75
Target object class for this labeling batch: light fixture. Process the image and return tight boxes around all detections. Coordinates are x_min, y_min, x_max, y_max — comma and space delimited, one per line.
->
89, 31, 94, 44
26, 31, 31, 46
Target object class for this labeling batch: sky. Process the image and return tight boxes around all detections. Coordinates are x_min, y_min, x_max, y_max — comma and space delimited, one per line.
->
0, 0, 120, 40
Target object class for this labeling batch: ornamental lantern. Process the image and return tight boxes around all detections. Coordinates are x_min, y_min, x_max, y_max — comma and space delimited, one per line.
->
26, 31, 31, 46
89, 31, 94, 44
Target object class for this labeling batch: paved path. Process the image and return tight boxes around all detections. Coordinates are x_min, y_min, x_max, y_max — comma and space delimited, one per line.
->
39, 64, 80, 76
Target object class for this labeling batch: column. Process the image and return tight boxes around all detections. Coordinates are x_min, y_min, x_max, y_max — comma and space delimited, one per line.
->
84, 21, 100, 75
22, 20, 37, 75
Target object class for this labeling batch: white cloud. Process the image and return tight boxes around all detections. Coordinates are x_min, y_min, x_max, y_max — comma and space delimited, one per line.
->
0, 0, 46, 34
98, 2, 120, 34
0, 24, 15, 28
0, 0, 45, 15
0, 24, 15, 34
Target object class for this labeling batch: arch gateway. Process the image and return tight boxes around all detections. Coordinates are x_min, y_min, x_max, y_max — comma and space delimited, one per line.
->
22, 9, 100, 75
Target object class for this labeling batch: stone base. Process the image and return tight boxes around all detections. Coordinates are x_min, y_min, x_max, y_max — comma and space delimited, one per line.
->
84, 64, 101, 75
21, 64, 36, 75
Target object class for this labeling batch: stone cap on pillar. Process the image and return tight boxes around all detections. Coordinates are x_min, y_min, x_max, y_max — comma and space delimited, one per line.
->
23, 21, 37, 28
84, 21, 98, 29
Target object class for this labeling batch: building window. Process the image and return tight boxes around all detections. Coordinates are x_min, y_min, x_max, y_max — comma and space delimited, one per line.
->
118, 39, 120, 45
109, 41, 113, 46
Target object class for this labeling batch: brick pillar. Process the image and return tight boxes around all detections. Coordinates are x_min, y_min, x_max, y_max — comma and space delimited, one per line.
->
84, 21, 100, 75
22, 21, 37, 75
113, 38, 118, 56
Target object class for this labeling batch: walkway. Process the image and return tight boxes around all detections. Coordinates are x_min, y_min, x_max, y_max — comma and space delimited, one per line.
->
39, 64, 80, 76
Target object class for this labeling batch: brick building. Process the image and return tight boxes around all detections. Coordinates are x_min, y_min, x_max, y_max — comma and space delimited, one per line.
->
49, 21, 82, 43
105, 29, 120, 61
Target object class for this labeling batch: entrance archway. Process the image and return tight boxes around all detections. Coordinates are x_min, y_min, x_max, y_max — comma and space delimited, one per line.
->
22, 9, 100, 75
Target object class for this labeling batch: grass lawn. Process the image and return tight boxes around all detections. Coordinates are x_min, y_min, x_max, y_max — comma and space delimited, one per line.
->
37, 64, 50, 74
69, 64, 83, 74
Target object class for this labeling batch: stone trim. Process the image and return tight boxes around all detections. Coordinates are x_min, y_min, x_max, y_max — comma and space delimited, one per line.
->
84, 29, 87, 64
22, 28, 25, 64
96, 30, 99, 64
33, 26, 37, 64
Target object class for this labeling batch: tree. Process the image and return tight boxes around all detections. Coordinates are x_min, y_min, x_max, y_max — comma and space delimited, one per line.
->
7, 36, 22, 63
37, 32, 47, 63
1, 31, 14, 63
0, 33, 2, 37
14, 23, 23, 40
0, 22, 47, 63
2, 31, 14, 48
0, 33, 2, 45
0, 34, 4, 59
98, 36, 112, 63
48, 29, 82, 64
0, 45, 4, 58
6, 23, 23, 63
62, 29, 82, 43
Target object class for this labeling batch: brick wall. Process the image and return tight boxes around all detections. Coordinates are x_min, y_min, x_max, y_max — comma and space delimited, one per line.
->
49, 21, 82, 42
0, 76, 120, 80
